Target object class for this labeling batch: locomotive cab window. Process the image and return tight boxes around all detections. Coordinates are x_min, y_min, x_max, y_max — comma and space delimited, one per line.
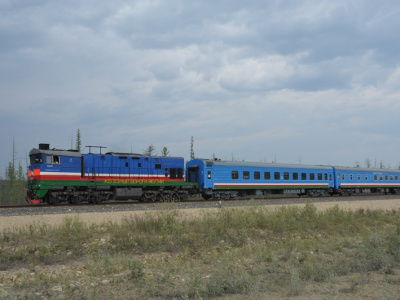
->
53, 156, 60, 164
31, 154, 43, 165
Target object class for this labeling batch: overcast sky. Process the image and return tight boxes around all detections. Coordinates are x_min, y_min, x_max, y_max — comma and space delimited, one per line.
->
1, 0, 400, 175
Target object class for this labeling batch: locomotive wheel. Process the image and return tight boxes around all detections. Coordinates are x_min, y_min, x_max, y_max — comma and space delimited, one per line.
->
156, 193, 165, 202
170, 192, 180, 202
48, 195, 59, 205
67, 195, 74, 204
92, 195, 102, 204
71, 196, 82, 204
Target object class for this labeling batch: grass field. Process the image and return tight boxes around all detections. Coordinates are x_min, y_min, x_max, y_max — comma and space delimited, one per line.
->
1, 202, 400, 299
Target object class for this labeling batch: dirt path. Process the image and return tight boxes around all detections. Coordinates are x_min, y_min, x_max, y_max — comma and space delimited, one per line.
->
2, 199, 400, 232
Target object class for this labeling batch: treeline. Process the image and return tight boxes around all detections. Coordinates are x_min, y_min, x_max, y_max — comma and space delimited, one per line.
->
0, 162, 26, 205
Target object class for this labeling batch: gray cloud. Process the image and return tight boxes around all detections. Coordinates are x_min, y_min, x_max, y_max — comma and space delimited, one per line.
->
1, 0, 400, 174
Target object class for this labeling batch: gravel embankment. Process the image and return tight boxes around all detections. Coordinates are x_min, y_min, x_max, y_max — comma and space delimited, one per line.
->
1, 195, 400, 232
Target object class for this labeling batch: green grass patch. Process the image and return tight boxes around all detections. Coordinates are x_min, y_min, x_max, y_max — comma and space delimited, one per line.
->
1, 203, 400, 299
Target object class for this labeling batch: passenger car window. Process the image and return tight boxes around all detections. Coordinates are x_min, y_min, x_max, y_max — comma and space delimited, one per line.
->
274, 172, 280, 180
243, 171, 250, 180
264, 172, 270, 180
232, 171, 239, 179
254, 172, 260, 180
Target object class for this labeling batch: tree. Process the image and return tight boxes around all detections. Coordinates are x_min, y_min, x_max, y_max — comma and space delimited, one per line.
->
3, 161, 26, 205
355, 161, 360, 168
161, 147, 170, 157
365, 158, 371, 168
76, 129, 82, 152
143, 145, 156, 156
190, 136, 195, 160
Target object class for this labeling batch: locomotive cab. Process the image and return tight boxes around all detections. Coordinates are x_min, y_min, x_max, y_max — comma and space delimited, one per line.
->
27, 144, 82, 204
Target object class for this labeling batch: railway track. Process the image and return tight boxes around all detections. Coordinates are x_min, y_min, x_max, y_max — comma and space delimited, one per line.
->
0, 192, 390, 209
1, 193, 400, 217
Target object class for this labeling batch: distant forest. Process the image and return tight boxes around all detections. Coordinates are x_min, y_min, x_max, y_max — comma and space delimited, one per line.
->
0, 162, 26, 205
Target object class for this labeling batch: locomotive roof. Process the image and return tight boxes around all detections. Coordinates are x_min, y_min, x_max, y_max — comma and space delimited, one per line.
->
105, 152, 184, 159
29, 148, 81, 157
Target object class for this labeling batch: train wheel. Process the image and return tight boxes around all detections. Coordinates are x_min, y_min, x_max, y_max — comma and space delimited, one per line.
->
171, 193, 180, 202
67, 195, 74, 204
92, 195, 102, 204
156, 193, 165, 202
72, 196, 82, 204
48, 195, 59, 205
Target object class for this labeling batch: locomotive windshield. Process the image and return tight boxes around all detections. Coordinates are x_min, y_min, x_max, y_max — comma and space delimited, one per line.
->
30, 154, 43, 165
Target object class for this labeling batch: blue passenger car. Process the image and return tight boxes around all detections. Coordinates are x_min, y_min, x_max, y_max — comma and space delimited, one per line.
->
186, 159, 335, 199
333, 166, 400, 194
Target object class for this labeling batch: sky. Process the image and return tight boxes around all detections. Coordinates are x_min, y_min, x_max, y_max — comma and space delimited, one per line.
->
1, 0, 400, 176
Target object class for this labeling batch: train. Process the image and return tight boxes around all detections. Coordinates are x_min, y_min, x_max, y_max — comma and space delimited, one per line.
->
26, 143, 400, 204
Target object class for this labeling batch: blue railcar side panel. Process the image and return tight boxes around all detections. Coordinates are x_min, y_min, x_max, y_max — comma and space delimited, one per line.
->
186, 159, 335, 191
333, 167, 400, 189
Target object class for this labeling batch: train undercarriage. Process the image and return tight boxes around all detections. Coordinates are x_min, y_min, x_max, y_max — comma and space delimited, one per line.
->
200, 187, 400, 200
29, 186, 192, 204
